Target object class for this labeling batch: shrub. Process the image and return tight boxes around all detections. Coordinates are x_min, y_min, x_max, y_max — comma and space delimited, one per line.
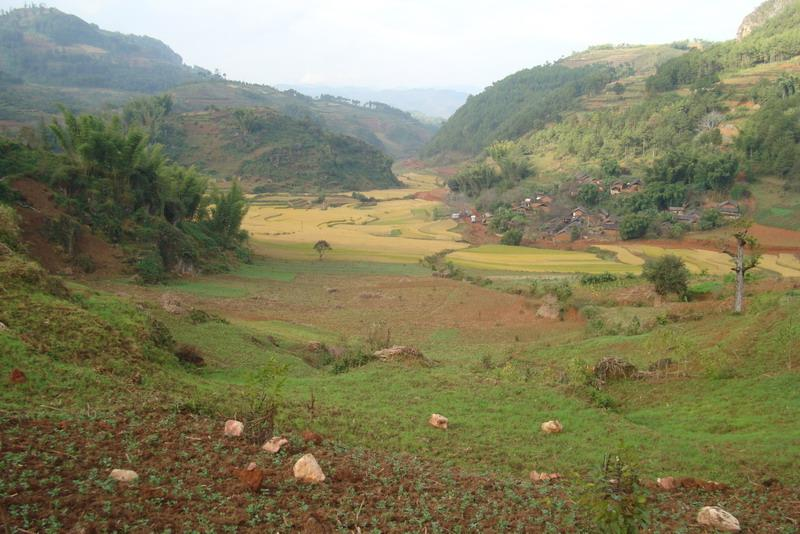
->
501, 228, 523, 246
175, 344, 205, 366
136, 252, 167, 284
581, 272, 618, 285
0, 204, 22, 251
580, 453, 650, 533
642, 255, 690, 298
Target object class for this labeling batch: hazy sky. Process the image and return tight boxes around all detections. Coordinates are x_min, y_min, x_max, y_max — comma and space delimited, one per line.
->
2, 0, 764, 91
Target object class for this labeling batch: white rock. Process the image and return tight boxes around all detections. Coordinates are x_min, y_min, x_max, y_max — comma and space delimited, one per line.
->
697, 506, 741, 532
262, 436, 289, 453
224, 419, 244, 437
429, 413, 448, 429
109, 469, 139, 482
540, 420, 563, 434
0, 321, 7, 331
293, 453, 325, 483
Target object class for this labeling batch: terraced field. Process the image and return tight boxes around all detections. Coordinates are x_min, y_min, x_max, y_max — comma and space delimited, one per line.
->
447, 245, 640, 274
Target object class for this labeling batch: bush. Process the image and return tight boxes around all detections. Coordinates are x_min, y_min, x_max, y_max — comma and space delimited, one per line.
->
581, 272, 618, 285
501, 228, 523, 246
0, 204, 22, 251
136, 252, 167, 284
642, 255, 690, 298
580, 453, 650, 532
619, 213, 651, 240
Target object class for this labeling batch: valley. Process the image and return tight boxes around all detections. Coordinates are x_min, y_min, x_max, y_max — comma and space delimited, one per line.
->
2, 1, 800, 532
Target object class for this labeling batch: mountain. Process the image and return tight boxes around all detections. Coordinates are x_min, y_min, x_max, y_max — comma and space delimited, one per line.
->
737, 0, 794, 40
162, 107, 399, 192
274, 84, 470, 119
0, 7, 435, 160
0, 6, 201, 91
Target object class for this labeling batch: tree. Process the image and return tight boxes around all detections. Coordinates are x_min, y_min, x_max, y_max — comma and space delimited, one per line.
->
642, 254, 690, 300
313, 240, 332, 260
619, 213, 651, 240
723, 227, 760, 313
501, 228, 523, 246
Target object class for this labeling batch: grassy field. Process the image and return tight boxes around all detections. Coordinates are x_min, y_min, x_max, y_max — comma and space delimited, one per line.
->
447, 244, 640, 274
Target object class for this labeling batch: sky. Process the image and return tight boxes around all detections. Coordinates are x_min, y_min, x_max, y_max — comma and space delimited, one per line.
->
1, 0, 764, 91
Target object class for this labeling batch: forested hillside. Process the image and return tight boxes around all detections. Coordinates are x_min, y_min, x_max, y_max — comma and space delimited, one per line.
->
163, 107, 399, 192
0, 6, 201, 91
422, 64, 618, 157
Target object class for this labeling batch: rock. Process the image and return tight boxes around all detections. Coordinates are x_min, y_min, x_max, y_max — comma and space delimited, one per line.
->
233, 464, 265, 492
359, 291, 382, 299
428, 413, 449, 429
109, 469, 139, 482
697, 506, 741, 532
9, 368, 26, 384
737, 0, 792, 40
262, 436, 289, 453
530, 470, 562, 482
594, 357, 638, 381
540, 420, 563, 434
293, 453, 326, 483
536, 294, 562, 320
657, 476, 677, 490
224, 419, 244, 437
0, 321, 7, 330
301, 430, 323, 445
326, 287, 338, 293
373, 345, 427, 363
306, 341, 325, 352
160, 293, 186, 314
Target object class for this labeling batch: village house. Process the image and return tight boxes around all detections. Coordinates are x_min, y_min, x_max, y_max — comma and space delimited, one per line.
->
676, 209, 701, 225
624, 179, 642, 193
610, 181, 624, 195
668, 206, 686, 216
717, 200, 741, 219
572, 206, 589, 220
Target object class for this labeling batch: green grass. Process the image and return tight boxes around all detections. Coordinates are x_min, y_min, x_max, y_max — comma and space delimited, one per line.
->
752, 177, 800, 230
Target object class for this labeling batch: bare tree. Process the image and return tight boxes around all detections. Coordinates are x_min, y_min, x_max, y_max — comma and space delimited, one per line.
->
723, 226, 760, 313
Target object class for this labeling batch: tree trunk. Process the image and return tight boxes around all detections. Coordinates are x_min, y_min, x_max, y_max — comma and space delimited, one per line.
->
733, 236, 746, 313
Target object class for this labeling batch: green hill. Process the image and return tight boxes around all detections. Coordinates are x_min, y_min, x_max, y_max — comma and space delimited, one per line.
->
0, 6, 200, 92
163, 108, 399, 192
0, 7, 435, 160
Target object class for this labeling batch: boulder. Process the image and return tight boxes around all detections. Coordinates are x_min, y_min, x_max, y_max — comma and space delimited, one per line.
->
160, 293, 186, 314
224, 419, 244, 437
0, 321, 7, 330
530, 470, 562, 482
9, 368, 26, 384
536, 294, 562, 320
657, 476, 728, 491
374, 345, 427, 363
540, 420, 563, 434
109, 469, 139, 482
262, 436, 289, 453
306, 341, 325, 352
697, 506, 740, 532
657, 476, 678, 490
293, 453, 326, 483
428, 413, 449, 429
233, 463, 264, 492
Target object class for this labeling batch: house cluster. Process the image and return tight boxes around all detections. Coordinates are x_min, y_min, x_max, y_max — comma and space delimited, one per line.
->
517, 194, 554, 213
542, 205, 619, 240
667, 200, 741, 223
610, 179, 642, 196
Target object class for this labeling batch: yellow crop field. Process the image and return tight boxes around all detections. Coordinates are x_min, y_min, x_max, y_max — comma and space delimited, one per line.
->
447, 245, 640, 274
244, 174, 466, 262
595, 244, 800, 277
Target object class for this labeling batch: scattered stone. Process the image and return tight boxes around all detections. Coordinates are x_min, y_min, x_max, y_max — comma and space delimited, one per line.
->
293, 453, 326, 483
9, 368, 26, 384
307, 341, 325, 352
160, 293, 186, 314
429, 413, 449, 429
326, 287, 338, 293
233, 464, 264, 492
648, 358, 674, 372
536, 295, 562, 320
697, 506, 741, 532
530, 470, 562, 482
0, 321, 7, 330
373, 345, 429, 364
540, 420, 563, 434
327, 346, 346, 359
657, 476, 729, 491
262, 436, 289, 453
301, 430, 323, 445
359, 291, 382, 299
224, 419, 244, 437
109, 469, 139, 482
594, 357, 638, 381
